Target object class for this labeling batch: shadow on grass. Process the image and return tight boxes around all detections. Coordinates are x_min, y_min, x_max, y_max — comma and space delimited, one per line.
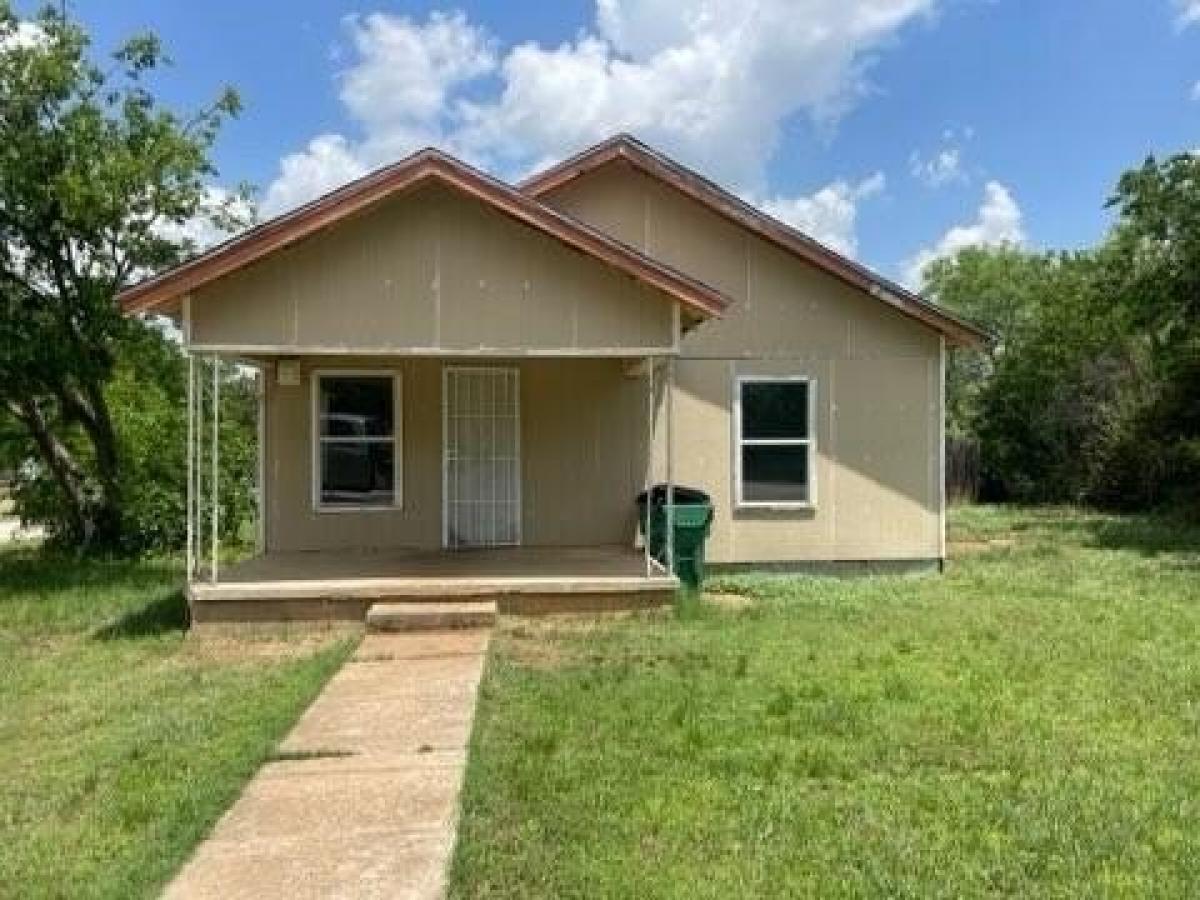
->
0, 545, 180, 594
1028, 509, 1200, 563
674, 588, 707, 621
93, 590, 189, 640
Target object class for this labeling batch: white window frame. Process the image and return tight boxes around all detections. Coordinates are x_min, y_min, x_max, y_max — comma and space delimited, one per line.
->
733, 375, 816, 510
311, 369, 403, 513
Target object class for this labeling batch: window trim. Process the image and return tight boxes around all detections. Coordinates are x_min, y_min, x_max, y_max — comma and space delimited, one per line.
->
733, 375, 817, 510
310, 368, 403, 513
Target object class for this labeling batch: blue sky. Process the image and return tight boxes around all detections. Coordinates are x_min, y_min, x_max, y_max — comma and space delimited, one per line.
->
50, 0, 1200, 286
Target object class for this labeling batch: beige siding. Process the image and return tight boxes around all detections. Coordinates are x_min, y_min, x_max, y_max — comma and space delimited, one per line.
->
551, 163, 943, 562
263, 357, 649, 553
190, 183, 674, 354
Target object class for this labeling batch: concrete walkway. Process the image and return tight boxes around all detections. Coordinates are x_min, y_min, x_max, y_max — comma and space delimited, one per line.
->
164, 629, 490, 900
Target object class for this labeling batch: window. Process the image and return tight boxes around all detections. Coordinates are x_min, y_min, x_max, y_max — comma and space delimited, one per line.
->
313, 372, 400, 510
735, 378, 814, 506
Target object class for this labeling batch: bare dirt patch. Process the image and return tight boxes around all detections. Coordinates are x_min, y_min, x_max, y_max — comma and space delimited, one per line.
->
501, 622, 581, 670
181, 630, 351, 664
704, 591, 757, 611
500, 615, 636, 670
950, 537, 1018, 557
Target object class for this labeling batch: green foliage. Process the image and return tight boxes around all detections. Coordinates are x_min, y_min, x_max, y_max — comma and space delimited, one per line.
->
107, 326, 257, 554
9, 321, 257, 553
926, 154, 1200, 514
0, 407, 22, 473
0, 4, 249, 551
924, 246, 1059, 439
1100, 154, 1200, 511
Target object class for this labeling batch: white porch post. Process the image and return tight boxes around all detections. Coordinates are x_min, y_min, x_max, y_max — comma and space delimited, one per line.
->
255, 366, 266, 554
185, 352, 195, 582
643, 355, 654, 578
210, 355, 220, 584
665, 356, 675, 578
194, 352, 205, 581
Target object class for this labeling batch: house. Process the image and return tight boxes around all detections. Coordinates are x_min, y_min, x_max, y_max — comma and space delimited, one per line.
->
119, 135, 985, 626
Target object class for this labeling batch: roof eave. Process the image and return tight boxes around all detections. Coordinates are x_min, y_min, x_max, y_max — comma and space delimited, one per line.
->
118, 149, 730, 321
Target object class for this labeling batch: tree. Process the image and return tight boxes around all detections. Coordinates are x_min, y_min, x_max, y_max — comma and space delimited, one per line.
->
926, 246, 1116, 501
10, 321, 259, 553
0, 4, 247, 549
923, 153, 1200, 514
972, 249, 1132, 503
923, 246, 1050, 439
1109, 154, 1200, 342
1098, 154, 1200, 511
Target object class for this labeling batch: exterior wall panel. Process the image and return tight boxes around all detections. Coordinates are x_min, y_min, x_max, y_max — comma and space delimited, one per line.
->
549, 163, 944, 563
190, 184, 674, 354
214, 159, 945, 565
263, 357, 648, 553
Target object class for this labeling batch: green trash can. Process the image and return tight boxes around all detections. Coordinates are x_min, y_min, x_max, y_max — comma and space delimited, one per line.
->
636, 485, 714, 590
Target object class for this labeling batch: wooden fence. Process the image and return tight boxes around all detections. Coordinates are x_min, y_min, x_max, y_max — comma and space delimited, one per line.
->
946, 436, 981, 504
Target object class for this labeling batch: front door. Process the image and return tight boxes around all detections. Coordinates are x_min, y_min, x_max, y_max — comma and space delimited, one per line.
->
442, 366, 521, 548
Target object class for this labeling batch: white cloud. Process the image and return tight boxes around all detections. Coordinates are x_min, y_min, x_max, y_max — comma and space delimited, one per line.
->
760, 172, 885, 257
261, 13, 495, 215
0, 19, 46, 52
909, 126, 972, 187
262, 134, 369, 216
339, 11, 495, 160
1175, 0, 1200, 27
154, 187, 254, 253
263, 1, 939, 214
1191, 80, 1200, 101
902, 180, 1025, 288
910, 146, 963, 187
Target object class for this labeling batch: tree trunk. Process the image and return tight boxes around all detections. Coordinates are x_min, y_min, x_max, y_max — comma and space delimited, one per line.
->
46, 377, 125, 547
6, 397, 91, 543
74, 379, 123, 543
81, 379, 121, 490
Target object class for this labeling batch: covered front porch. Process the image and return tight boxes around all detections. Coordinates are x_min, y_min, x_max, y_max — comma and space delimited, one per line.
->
185, 353, 683, 625
189, 544, 679, 623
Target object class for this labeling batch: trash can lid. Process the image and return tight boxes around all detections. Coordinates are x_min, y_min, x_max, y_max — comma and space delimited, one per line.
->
636, 484, 711, 506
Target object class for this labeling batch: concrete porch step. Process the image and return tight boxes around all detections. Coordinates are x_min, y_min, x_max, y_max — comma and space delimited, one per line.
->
366, 600, 497, 632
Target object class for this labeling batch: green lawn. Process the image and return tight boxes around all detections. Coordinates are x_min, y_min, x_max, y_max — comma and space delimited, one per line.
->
0, 548, 355, 899
450, 507, 1200, 898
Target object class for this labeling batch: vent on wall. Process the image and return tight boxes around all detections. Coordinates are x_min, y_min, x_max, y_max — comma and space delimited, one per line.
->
276, 359, 301, 387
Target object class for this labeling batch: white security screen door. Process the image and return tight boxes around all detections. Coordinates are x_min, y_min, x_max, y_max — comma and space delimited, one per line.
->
442, 366, 521, 548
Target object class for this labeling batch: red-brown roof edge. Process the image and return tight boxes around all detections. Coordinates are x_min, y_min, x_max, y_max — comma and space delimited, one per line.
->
521, 133, 988, 348
118, 146, 731, 319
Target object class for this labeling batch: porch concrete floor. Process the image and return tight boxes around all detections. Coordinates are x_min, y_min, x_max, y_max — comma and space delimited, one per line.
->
199, 544, 676, 601
162, 629, 490, 900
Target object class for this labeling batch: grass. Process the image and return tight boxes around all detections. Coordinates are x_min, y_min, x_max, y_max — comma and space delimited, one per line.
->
450, 506, 1200, 898
0, 547, 355, 899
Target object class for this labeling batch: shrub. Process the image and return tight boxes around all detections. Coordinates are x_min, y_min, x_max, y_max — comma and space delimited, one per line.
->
8, 323, 256, 555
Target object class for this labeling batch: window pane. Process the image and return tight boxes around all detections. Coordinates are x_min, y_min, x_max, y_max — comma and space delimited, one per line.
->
741, 381, 809, 440
320, 377, 393, 438
742, 445, 809, 504
321, 441, 395, 506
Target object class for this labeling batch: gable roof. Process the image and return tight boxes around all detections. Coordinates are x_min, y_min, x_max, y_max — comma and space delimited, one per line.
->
119, 148, 731, 319
521, 134, 987, 348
